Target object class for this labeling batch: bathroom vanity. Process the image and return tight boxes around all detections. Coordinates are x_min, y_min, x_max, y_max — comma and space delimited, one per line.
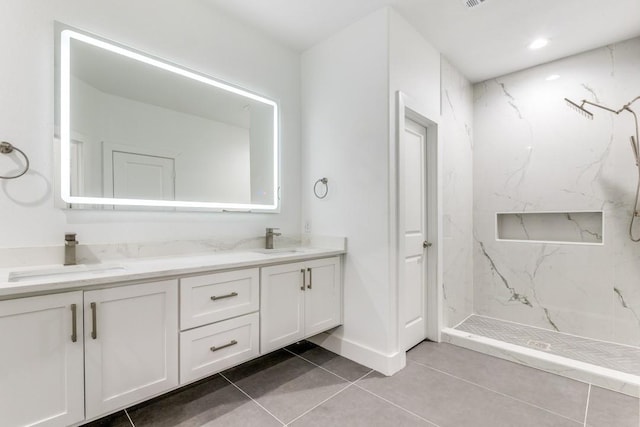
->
0, 21, 349, 427
0, 248, 344, 427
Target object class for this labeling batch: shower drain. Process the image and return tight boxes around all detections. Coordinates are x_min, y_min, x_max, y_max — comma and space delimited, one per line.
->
526, 340, 552, 351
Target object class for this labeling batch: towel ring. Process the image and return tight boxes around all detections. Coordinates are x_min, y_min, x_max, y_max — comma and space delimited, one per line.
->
0, 141, 30, 179
313, 177, 329, 199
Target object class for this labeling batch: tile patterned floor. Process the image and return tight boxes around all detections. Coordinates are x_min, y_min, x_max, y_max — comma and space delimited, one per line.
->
456, 315, 640, 376
83, 341, 639, 427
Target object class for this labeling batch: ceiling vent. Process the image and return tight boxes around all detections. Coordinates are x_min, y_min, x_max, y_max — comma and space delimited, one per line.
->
462, 0, 487, 8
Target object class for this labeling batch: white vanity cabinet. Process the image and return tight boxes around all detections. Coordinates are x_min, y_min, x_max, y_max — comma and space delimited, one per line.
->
260, 257, 342, 354
84, 280, 179, 419
0, 291, 85, 427
179, 269, 260, 384
0, 249, 344, 426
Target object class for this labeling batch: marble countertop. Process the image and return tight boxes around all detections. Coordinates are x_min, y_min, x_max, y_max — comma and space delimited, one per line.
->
0, 246, 345, 299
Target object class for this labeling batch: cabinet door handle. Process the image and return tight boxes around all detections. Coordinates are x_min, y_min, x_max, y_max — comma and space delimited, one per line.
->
307, 268, 312, 289
210, 292, 238, 301
90, 302, 97, 340
300, 269, 306, 291
210, 339, 238, 352
70, 304, 77, 343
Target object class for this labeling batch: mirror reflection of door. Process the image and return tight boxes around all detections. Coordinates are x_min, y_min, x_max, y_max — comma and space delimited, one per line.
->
102, 142, 176, 210
111, 151, 175, 200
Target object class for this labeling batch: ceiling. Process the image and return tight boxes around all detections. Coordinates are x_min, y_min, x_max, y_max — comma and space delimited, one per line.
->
204, 0, 640, 83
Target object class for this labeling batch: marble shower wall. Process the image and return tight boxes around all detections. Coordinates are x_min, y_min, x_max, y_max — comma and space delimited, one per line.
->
473, 37, 640, 346
441, 58, 474, 327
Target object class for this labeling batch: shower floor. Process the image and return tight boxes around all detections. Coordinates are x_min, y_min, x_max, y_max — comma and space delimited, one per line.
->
454, 315, 640, 377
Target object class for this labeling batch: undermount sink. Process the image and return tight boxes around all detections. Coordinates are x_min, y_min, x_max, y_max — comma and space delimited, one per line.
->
252, 248, 306, 255
8, 264, 126, 283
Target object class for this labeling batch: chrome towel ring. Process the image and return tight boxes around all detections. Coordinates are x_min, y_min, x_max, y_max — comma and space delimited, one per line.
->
313, 177, 329, 199
0, 141, 30, 179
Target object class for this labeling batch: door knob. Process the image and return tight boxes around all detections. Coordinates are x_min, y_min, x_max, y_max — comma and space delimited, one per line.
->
423, 241, 432, 248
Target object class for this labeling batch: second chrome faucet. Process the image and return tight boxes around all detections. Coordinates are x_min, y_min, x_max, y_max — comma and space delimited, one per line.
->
265, 228, 281, 249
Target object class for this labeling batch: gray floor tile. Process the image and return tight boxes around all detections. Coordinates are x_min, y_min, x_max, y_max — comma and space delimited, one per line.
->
407, 341, 589, 421
290, 385, 435, 426
81, 410, 132, 427
286, 340, 372, 382
126, 374, 282, 427
586, 386, 640, 427
356, 361, 582, 427
82, 412, 132, 427
222, 349, 349, 424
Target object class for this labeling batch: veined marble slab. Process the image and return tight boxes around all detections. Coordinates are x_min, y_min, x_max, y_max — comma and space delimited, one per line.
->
441, 57, 474, 328
0, 234, 305, 269
473, 37, 640, 348
0, 237, 346, 299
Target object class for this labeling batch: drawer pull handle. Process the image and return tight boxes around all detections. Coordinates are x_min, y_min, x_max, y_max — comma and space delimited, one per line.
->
70, 304, 77, 343
307, 268, 312, 289
90, 302, 97, 340
300, 269, 306, 291
210, 292, 238, 301
210, 340, 238, 352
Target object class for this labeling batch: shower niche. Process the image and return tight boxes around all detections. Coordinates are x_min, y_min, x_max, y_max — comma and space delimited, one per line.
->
496, 211, 603, 244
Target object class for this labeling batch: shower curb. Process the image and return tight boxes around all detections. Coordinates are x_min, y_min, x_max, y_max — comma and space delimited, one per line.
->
442, 327, 640, 398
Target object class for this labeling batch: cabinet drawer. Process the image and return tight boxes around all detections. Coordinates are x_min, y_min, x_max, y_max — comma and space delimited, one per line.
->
180, 312, 259, 384
180, 268, 259, 330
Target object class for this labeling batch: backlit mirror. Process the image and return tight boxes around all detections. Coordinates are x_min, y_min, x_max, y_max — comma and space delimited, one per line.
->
57, 27, 279, 211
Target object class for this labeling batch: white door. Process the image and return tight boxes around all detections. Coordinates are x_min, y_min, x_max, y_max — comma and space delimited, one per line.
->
112, 151, 175, 200
401, 118, 428, 350
0, 292, 84, 427
84, 280, 178, 419
260, 262, 306, 354
304, 257, 342, 336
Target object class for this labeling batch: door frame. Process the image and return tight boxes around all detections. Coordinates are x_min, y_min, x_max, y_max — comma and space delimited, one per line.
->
394, 91, 442, 350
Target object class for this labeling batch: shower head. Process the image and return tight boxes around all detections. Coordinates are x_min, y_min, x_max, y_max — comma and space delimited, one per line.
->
565, 98, 594, 120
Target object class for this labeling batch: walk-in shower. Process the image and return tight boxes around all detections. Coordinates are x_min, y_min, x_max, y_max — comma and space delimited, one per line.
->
453, 38, 640, 403
565, 95, 640, 241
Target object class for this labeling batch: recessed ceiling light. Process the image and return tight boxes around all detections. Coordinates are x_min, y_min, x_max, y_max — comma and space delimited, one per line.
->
529, 38, 549, 50
545, 74, 560, 81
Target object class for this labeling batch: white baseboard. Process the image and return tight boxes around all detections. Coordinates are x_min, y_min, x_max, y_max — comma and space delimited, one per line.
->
308, 332, 406, 376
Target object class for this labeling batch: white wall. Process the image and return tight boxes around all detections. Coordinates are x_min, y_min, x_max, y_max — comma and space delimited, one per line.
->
302, 8, 392, 362
441, 58, 474, 328
0, 0, 300, 248
388, 10, 441, 120
473, 37, 640, 347
302, 7, 443, 372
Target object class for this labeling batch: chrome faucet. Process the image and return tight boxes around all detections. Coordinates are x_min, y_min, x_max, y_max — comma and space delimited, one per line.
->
64, 233, 78, 266
265, 227, 281, 250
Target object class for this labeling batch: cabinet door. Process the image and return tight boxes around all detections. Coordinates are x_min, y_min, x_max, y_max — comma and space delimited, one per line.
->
260, 261, 306, 354
84, 280, 178, 419
0, 292, 84, 427
304, 257, 342, 337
